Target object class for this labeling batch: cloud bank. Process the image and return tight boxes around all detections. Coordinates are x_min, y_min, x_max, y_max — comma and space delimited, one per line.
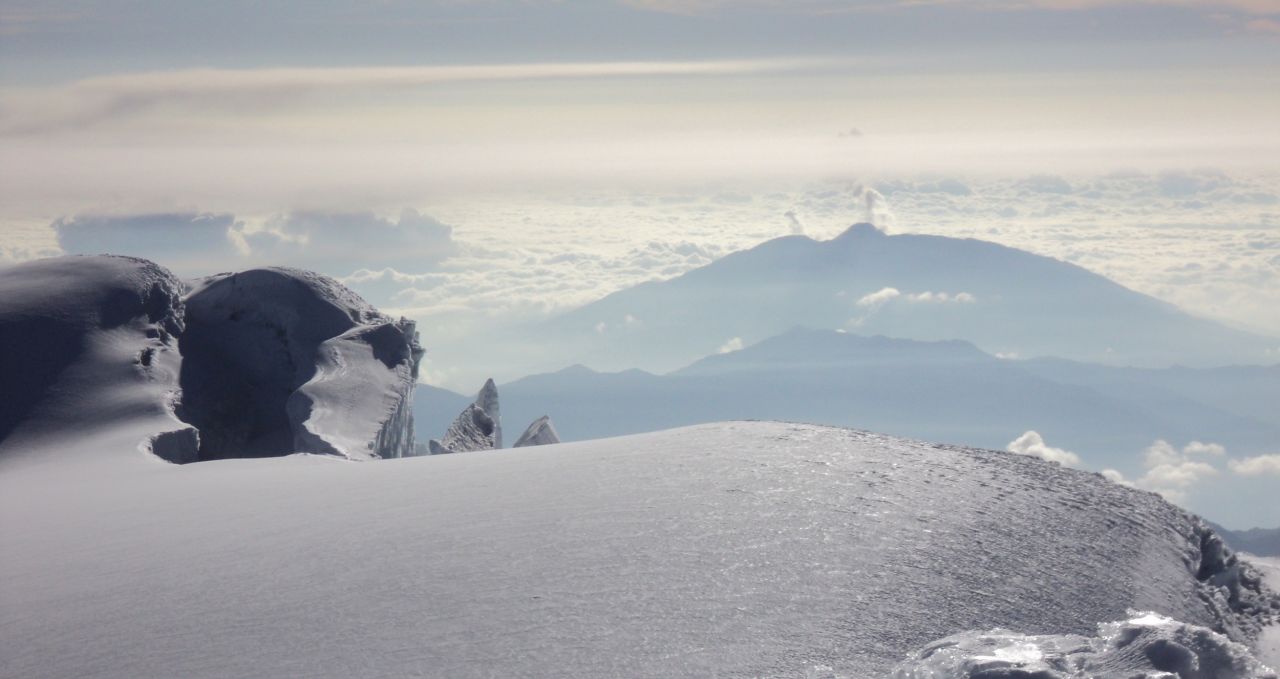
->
52, 208, 457, 281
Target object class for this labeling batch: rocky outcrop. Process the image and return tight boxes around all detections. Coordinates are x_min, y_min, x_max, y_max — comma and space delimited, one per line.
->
513, 416, 560, 448
428, 379, 502, 454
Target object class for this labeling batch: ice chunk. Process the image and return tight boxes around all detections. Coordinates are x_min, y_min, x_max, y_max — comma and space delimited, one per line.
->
429, 403, 496, 454
476, 378, 502, 448
513, 415, 560, 447
892, 611, 1278, 678
428, 379, 503, 454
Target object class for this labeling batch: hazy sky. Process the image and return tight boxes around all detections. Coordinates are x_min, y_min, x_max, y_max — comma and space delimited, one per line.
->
1, 0, 1278, 337
3, 0, 1279, 216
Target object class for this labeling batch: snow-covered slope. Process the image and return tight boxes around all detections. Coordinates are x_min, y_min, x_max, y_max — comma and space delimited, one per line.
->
1, 422, 1274, 678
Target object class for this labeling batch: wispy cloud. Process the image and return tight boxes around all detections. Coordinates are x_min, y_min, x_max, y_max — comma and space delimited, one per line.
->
0, 58, 836, 136
1104, 439, 1226, 504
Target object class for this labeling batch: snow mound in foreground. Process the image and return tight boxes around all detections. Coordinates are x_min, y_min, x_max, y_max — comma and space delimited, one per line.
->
893, 611, 1277, 678
1, 423, 1274, 678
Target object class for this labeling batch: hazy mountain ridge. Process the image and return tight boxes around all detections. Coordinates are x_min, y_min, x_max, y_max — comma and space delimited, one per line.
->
523, 224, 1277, 375
418, 328, 1280, 465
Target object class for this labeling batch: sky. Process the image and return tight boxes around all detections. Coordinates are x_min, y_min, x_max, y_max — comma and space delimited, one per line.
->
3, 0, 1278, 345
1, 1, 1278, 516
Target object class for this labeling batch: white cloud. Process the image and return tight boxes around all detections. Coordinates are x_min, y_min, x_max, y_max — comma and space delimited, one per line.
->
855, 286, 900, 309
905, 291, 975, 304
854, 287, 975, 310
1132, 439, 1225, 504
1007, 430, 1081, 467
1227, 454, 1280, 477
1181, 440, 1226, 457
717, 337, 744, 353
1100, 469, 1134, 487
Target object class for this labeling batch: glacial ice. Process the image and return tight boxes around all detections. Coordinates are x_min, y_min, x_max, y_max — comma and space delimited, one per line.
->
0, 257, 423, 463
175, 267, 424, 460
893, 611, 1277, 678
476, 378, 501, 448
513, 415, 560, 447
0, 255, 189, 460
429, 378, 502, 453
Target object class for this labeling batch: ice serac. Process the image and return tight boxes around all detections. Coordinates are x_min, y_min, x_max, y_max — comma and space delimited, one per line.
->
429, 404, 496, 454
0, 255, 191, 463
513, 415, 560, 447
177, 267, 423, 461
428, 379, 501, 454
476, 378, 502, 448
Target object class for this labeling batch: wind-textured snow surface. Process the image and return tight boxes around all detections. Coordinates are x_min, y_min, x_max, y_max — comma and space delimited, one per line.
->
1, 422, 1274, 678
893, 611, 1277, 678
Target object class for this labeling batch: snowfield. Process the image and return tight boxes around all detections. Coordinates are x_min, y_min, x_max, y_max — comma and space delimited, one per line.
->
1, 255, 1276, 678
2, 422, 1275, 678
